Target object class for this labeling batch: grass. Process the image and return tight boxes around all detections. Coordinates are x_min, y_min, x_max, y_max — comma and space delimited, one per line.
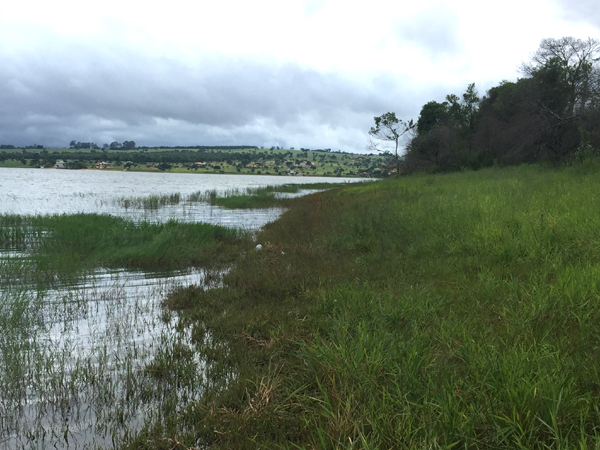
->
6, 163, 600, 448
126, 163, 600, 449
0, 214, 250, 278
117, 193, 182, 210
186, 183, 351, 209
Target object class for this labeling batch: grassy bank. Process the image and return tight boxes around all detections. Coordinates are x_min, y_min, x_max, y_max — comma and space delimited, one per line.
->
130, 163, 600, 449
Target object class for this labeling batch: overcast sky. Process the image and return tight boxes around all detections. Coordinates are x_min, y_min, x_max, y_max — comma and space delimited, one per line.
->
1, 0, 599, 153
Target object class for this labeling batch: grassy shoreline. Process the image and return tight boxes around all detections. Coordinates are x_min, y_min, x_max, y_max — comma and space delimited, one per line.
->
4, 166, 600, 448
128, 163, 600, 449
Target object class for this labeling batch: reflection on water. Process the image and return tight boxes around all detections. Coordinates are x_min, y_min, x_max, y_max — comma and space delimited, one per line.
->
116, 201, 284, 228
1, 267, 216, 449
0, 169, 355, 228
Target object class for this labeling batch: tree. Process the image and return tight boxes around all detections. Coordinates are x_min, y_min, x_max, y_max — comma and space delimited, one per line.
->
473, 78, 542, 165
514, 38, 600, 162
445, 83, 480, 132
417, 101, 449, 135
521, 37, 600, 116
368, 112, 414, 175
460, 83, 480, 132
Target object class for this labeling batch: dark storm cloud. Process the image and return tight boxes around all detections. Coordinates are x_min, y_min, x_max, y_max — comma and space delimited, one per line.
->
0, 41, 415, 151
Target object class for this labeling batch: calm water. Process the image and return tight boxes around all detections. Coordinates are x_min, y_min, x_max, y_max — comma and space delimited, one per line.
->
0, 168, 355, 227
0, 169, 360, 449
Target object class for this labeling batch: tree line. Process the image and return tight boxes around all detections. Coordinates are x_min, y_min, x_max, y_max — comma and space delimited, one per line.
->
371, 37, 600, 173
0, 148, 259, 166
0, 147, 380, 169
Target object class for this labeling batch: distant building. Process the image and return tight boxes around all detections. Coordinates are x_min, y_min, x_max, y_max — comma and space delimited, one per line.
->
54, 160, 65, 169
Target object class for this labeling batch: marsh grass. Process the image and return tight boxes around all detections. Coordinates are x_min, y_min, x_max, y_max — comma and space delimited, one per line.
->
0, 208, 255, 447
116, 193, 182, 210
0, 265, 214, 449
129, 164, 600, 449
186, 182, 348, 209
0, 214, 249, 280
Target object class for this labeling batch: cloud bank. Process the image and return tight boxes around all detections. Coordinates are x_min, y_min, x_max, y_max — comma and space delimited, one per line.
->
1, 0, 599, 152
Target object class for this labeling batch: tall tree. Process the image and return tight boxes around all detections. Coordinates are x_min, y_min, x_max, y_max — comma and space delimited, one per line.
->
368, 112, 414, 175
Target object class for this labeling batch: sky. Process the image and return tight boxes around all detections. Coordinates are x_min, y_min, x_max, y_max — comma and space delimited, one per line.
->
1, 0, 599, 153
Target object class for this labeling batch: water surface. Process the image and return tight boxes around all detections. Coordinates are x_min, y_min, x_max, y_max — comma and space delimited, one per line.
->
0, 169, 359, 448
0, 169, 355, 227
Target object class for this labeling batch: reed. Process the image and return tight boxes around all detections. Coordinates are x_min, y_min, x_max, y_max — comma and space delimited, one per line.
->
186, 183, 349, 209
116, 193, 182, 210
0, 213, 250, 278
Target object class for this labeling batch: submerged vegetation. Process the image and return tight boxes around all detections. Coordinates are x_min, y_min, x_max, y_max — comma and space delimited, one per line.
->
122, 162, 600, 449
112, 183, 341, 211
1, 214, 246, 276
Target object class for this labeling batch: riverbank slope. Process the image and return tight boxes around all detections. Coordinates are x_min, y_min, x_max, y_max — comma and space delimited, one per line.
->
135, 162, 600, 449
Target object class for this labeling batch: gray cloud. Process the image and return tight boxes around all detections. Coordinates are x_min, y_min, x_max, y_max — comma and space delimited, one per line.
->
551, 0, 600, 28
1, 38, 415, 151
394, 4, 463, 59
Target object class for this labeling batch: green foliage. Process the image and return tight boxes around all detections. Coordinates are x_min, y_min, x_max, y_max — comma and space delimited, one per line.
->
416, 100, 449, 134
128, 164, 600, 448
405, 37, 600, 172
369, 113, 414, 175
534, 56, 572, 114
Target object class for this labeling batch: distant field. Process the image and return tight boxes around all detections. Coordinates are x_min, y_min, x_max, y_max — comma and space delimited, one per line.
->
0, 147, 386, 177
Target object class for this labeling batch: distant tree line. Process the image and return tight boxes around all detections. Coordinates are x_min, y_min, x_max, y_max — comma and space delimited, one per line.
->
0, 144, 43, 149
0, 147, 383, 176
138, 145, 258, 150
372, 37, 600, 173
0, 148, 340, 167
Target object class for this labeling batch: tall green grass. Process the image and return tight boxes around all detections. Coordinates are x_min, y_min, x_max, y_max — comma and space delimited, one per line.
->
129, 164, 600, 449
0, 214, 250, 278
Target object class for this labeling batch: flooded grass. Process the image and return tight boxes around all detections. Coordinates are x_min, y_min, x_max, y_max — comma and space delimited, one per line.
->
189, 182, 348, 209
0, 262, 223, 449
0, 208, 250, 448
0, 180, 363, 449
116, 193, 182, 210
0, 214, 248, 278
110, 183, 348, 213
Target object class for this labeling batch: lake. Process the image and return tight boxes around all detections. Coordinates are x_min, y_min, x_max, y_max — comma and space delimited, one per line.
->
0, 168, 356, 227
0, 169, 360, 449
